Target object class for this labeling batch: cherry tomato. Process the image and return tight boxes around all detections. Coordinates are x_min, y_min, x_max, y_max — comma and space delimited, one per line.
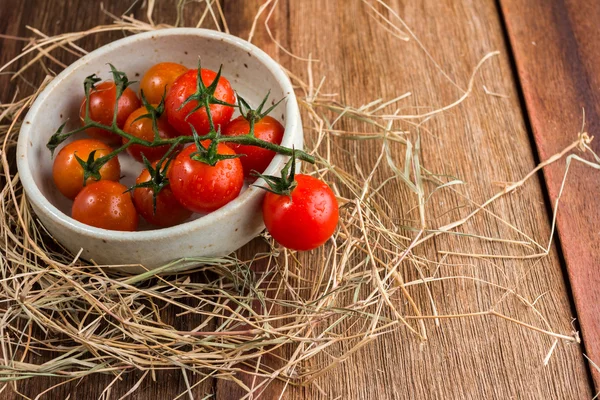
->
140, 62, 188, 104
122, 106, 179, 163
222, 116, 284, 178
168, 142, 244, 213
79, 81, 140, 144
52, 139, 121, 200
262, 174, 339, 251
72, 181, 138, 231
165, 69, 235, 136
133, 162, 192, 227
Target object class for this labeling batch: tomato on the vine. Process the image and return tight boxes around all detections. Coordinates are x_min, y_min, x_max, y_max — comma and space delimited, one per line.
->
223, 115, 284, 178
52, 139, 121, 200
262, 174, 339, 251
168, 142, 244, 213
140, 62, 188, 104
122, 106, 179, 162
165, 69, 235, 136
80, 81, 140, 144
72, 181, 138, 231
133, 161, 192, 227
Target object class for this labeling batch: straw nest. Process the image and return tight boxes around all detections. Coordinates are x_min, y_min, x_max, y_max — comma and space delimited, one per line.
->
0, 0, 597, 397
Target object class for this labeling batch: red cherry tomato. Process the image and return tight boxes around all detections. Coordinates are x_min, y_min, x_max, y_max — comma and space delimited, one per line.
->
165, 69, 235, 136
132, 162, 192, 227
262, 174, 339, 251
72, 181, 138, 231
222, 115, 284, 178
140, 62, 188, 104
79, 81, 140, 144
122, 106, 179, 163
52, 139, 121, 200
168, 142, 244, 213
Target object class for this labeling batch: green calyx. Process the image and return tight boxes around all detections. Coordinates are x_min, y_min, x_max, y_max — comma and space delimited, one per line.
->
133, 90, 166, 141
47, 122, 70, 157
253, 149, 298, 196
178, 59, 237, 127
83, 75, 102, 99
108, 64, 136, 128
74, 150, 103, 185
189, 125, 241, 167
127, 155, 171, 215
108, 64, 135, 98
135, 89, 165, 121
237, 91, 284, 137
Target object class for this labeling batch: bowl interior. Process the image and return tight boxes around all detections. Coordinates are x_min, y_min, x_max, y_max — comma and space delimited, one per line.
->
22, 30, 291, 231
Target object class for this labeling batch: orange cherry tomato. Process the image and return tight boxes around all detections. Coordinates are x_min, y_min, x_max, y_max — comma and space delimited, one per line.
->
222, 115, 284, 178
140, 62, 188, 104
122, 106, 179, 163
72, 181, 138, 231
79, 81, 140, 144
132, 161, 192, 227
52, 139, 121, 200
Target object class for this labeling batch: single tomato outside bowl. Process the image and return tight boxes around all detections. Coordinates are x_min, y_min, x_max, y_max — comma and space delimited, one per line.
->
16, 28, 303, 273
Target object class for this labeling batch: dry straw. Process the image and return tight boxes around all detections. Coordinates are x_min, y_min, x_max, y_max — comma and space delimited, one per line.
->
0, 0, 598, 398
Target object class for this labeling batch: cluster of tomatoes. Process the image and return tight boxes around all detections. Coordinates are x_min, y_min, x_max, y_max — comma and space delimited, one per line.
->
50, 62, 339, 251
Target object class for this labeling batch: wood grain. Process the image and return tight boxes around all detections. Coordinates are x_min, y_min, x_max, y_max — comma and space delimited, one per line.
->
0, 0, 595, 398
499, 0, 600, 389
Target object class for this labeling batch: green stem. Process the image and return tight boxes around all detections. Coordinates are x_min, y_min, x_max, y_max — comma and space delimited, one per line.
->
75, 121, 314, 163
220, 135, 312, 162
91, 141, 133, 170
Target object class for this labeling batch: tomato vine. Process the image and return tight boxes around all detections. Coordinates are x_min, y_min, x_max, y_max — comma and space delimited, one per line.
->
46, 61, 314, 200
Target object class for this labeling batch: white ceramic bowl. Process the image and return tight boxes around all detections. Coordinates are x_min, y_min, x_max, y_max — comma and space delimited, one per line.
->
17, 28, 302, 273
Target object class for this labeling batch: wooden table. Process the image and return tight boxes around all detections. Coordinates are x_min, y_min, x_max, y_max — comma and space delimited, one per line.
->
1, 0, 598, 398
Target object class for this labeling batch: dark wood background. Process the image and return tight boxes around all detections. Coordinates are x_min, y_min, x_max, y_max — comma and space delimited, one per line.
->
0, 0, 598, 398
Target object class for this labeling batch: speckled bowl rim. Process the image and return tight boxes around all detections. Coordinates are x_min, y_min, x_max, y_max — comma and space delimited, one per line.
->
17, 28, 300, 242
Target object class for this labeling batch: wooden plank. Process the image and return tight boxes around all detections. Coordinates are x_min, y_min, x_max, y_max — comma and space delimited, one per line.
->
498, 0, 600, 388
0, 0, 594, 399
216, 0, 594, 398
